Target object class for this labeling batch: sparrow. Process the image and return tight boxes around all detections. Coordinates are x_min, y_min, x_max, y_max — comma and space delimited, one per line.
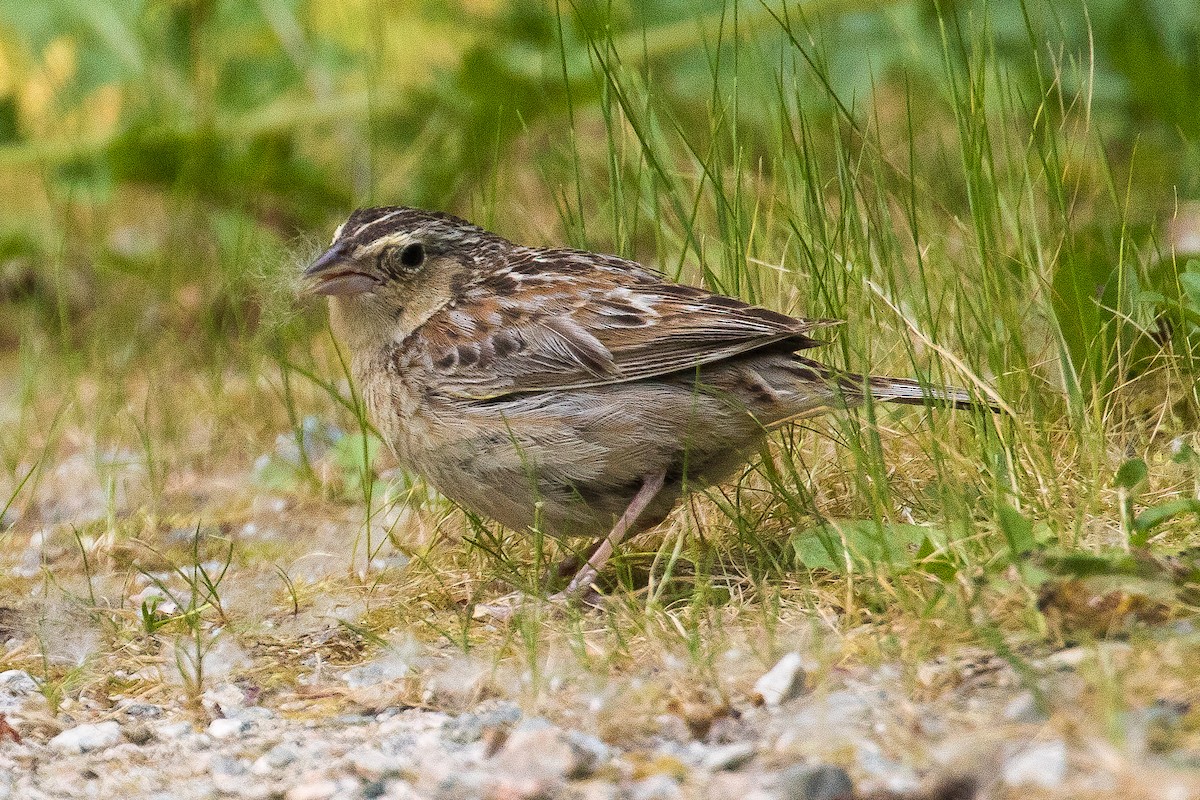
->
303, 206, 989, 612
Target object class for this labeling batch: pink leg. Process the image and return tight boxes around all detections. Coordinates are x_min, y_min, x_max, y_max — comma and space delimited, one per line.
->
556, 471, 667, 601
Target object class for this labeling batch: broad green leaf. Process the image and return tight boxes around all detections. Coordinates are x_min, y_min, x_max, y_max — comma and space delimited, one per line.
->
1133, 499, 1200, 538
1038, 549, 1142, 578
1171, 440, 1198, 465
1114, 458, 1148, 492
1180, 263, 1200, 311
997, 504, 1036, 555
792, 519, 935, 574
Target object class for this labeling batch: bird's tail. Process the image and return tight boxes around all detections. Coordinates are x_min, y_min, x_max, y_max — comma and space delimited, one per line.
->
860, 374, 983, 411
790, 356, 995, 413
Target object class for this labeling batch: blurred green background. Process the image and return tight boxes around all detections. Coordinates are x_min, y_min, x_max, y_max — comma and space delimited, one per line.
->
0, 0, 1197, 343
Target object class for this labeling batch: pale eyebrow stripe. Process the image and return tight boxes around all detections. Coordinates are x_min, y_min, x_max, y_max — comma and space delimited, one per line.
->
352, 231, 410, 259
352, 209, 407, 239
330, 221, 346, 244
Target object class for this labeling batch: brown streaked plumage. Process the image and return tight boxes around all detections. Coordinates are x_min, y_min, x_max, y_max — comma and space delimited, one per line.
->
304, 206, 989, 613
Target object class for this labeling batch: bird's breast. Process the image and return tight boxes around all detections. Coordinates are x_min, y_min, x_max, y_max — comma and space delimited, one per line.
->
357, 351, 434, 467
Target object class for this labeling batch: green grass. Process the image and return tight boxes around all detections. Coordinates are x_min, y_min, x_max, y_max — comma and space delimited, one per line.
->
0, 0, 1198, 774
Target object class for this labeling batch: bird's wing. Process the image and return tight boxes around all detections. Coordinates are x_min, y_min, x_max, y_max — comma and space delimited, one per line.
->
412, 249, 838, 399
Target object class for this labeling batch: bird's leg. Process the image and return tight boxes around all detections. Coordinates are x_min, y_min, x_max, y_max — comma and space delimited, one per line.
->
553, 471, 667, 602
474, 472, 667, 621
547, 540, 604, 591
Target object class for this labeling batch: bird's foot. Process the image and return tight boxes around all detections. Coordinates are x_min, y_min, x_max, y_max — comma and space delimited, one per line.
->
472, 588, 605, 622
547, 587, 606, 610
472, 591, 528, 621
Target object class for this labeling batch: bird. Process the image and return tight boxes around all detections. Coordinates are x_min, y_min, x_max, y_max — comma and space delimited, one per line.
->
303, 206, 990, 614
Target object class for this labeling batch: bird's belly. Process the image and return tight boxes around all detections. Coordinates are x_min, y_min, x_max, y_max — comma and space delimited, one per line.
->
399, 379, 768, 539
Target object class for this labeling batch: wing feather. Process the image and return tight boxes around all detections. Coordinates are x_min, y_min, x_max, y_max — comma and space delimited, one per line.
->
413, 249, 836, 399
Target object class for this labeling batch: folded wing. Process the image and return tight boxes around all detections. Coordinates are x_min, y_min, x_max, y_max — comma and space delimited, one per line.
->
413, 249, 837, 399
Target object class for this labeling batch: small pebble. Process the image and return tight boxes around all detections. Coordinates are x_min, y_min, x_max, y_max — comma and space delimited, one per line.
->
285, 780, 338, 800
1040, 647, 1088, 669
265, 743, 300, 769
775, 763, 854, 800
1003, 739, 1067, 789
443, 702, 521, 744
208, 718, 249, 739
0, 670, 36, 695
702, 742, 756, 772
754, 653, 807, 707
0, 669, 38, 714
492, 724, 599, 782
1127, 701, 1188, 755
155, 721, 194, 740
348, 747, 405, 781
203, 684, 248, 715
572, 779, 622, 800
49, 721, 123, 754
565, 730, 611, 775
361, 779, 388, 799
855, 741, 919, 793
1003, 691, 1044, 723
121, 703, 164, 719
341, 655, 412, 688
630, 774, 682, 800
378, 781, 423, 800
210, 755, 248, 776
234, 706, 277, 723
124, 723, 154, 745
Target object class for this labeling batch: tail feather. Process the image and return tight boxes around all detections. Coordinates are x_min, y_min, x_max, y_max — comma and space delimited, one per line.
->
786, 356, 995, 412
863, 375, 985, 411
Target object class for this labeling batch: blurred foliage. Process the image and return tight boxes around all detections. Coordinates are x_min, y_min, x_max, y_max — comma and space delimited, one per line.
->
0, 0, 1196, 399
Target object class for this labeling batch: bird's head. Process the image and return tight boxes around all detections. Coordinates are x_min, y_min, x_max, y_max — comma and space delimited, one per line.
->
304, 206, 506, 355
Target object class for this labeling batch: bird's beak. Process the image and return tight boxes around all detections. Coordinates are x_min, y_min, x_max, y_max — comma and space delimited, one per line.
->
303, 244, 380, 297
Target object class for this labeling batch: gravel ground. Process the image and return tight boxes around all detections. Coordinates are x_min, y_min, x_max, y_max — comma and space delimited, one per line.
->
2, 640, 1197, 800
2, 447, 1198, 800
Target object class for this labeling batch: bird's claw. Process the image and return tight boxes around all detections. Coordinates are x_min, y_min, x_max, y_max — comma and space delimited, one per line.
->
472, 588, 605, 622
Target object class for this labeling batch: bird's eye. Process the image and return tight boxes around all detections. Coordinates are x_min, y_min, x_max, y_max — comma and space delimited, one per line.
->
399, 243, 425, 269
378, 242, 426, 277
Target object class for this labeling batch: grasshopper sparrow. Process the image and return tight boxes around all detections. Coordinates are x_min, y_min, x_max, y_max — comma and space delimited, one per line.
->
304, 207, 988, 613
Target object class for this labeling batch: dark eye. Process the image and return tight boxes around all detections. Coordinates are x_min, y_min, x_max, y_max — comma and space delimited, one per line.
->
399, 242, 425, 269
378, 242, 427, 277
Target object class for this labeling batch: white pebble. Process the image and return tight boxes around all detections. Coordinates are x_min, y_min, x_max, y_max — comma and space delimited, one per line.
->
1003, 739, 1068, 788
155, 721, 193, 740
701, 741, 756, 771
207, 718, 249, 739
0, 670, 36, 695
49, 721, 123, 754
753, 652, 807, 707
285, 780, 338, 800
